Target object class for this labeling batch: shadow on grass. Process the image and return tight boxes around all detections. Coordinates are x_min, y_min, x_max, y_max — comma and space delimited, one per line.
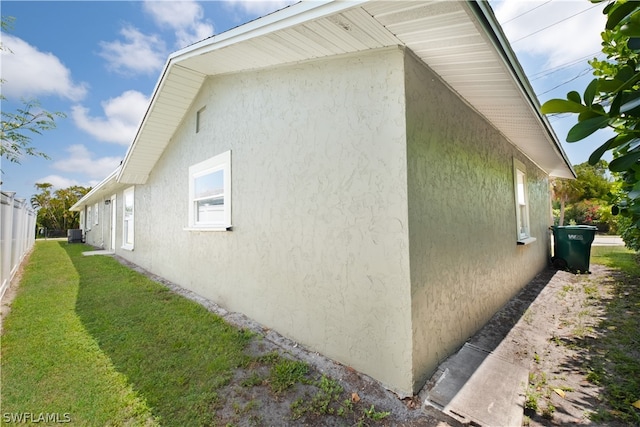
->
63, 243, 251, 426
555, 255, 640, 425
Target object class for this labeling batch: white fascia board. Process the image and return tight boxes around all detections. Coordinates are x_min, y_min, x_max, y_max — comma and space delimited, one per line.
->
466, 1, 575, 179
116, 58, 174, 184
70, 168, 121, 211
117, 0, 367, 185
170, 0, 368, 64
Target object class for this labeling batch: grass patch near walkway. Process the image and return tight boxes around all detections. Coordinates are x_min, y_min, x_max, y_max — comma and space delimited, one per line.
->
1, 241, 251, 425
587, 246, 640, 424
1, 241, 156, 425
591, 245, 640, 276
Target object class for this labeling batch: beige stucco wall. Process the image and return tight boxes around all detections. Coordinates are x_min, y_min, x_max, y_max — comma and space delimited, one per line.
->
404, 52, 551, 392
118, 48, 416, 394
83, 201, 106, 248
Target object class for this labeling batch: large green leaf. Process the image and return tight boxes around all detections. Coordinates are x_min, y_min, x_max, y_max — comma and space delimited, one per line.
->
584, 78, 599, 106
598, 78, 626, 93
628, 37, 640, 51
589, 135, 618, 165
614, 69, 640, 93
610, 150, 640, 172
621, 22, 640, 36
620, 92, 640, 114
610, 91, 624, 116
540, 99, 589, 114
616, 65, 636, 83
567, 91, 581, 104
628, 179, 640, 199
606, 1, 639, 30
628, 200, 640, 214
621, 10, 640, 36
579, 109, 604, 122
566, 116, 610, 142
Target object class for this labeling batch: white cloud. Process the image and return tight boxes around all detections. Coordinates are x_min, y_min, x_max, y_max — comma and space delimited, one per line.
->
223, 0, 296, 16
35, 175, 81, 190
52, 145, 122, 179
143, 0, 214, 48
99, 26, 166, 75
0, 34, 87, 101
494, 1, 606, 69
72, 90, 149, 145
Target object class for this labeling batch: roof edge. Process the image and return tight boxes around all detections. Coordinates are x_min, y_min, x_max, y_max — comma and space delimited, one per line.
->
117, 1, 368, 185
169, 0, 367, 64
466, 0, 576, 179
70, 167, 121, 211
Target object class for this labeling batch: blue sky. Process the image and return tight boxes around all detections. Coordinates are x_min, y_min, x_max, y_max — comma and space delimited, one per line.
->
1, 0, 608, 200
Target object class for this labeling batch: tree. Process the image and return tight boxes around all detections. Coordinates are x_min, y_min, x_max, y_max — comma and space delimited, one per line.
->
552, 161, 612, 226
31, 183, 90, 232
552, 177, 583, 226
0, 16, 64, 167
540, 1, 640, 246
573, 160, 612, 200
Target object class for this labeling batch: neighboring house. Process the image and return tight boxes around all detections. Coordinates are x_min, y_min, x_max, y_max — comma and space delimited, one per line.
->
71, 0, 574, 396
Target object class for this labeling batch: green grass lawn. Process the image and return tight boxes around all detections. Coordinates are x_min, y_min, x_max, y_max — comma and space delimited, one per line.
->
1, 241, 250, 426
588, 245, 640, 424
2, 240, 638, 425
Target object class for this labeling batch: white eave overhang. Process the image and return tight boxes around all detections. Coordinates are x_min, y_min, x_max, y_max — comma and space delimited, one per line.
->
70, 167, 123, 211
117, 0, 574, 185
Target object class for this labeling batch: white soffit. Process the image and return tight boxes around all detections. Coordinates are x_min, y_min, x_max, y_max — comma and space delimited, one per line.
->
118, 0, 574, 184
70, 167, 122, 211
361, 0, 573, 178
119, 64, 206, 184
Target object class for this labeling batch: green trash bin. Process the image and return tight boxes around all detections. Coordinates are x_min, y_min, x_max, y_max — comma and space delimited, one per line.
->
551, 225, 598, 273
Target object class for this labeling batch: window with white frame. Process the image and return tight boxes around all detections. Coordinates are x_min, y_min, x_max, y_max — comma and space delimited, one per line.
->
86, 206, 92, 230
94, 202, 99, 225
122, 187, 135, 250
514, 159, 533, 243
188, 150, 231, 230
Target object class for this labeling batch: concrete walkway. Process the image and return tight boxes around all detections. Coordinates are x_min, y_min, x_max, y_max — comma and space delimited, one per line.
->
423, 343, 528, 426
82, 249, 115, 256
592, 234, 624, 246
419, 268, 573, 426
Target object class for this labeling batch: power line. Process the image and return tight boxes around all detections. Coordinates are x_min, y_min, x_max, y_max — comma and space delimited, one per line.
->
548, 113, 573, 123
502, 0, 553, 24
529, 51, 604, 81
536, 68, 593, 97
511, 3, 602, 44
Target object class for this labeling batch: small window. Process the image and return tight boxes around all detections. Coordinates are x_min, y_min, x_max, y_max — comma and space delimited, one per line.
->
86, 206, 92, 230
122, 186, 134, 250
196, 107, 206, 133
94, 202, 99, 225
514, 159, 533, 244
188, 150, 231, 229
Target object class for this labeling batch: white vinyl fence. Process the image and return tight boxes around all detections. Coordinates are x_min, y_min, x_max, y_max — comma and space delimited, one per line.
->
1, 191, 37, 299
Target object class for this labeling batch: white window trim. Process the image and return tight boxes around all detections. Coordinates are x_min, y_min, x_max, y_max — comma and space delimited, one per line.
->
513, 159, 535, 245
122, 186, 135, 251
186, 150, 232, 231
94, 202, 99, 225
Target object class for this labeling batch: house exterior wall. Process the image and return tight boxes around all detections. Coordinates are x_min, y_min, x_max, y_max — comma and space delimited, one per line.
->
81, 198, 117, 250
84, 203, 103, 248
118, 48, 416, 393
404, 52, 551, 392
